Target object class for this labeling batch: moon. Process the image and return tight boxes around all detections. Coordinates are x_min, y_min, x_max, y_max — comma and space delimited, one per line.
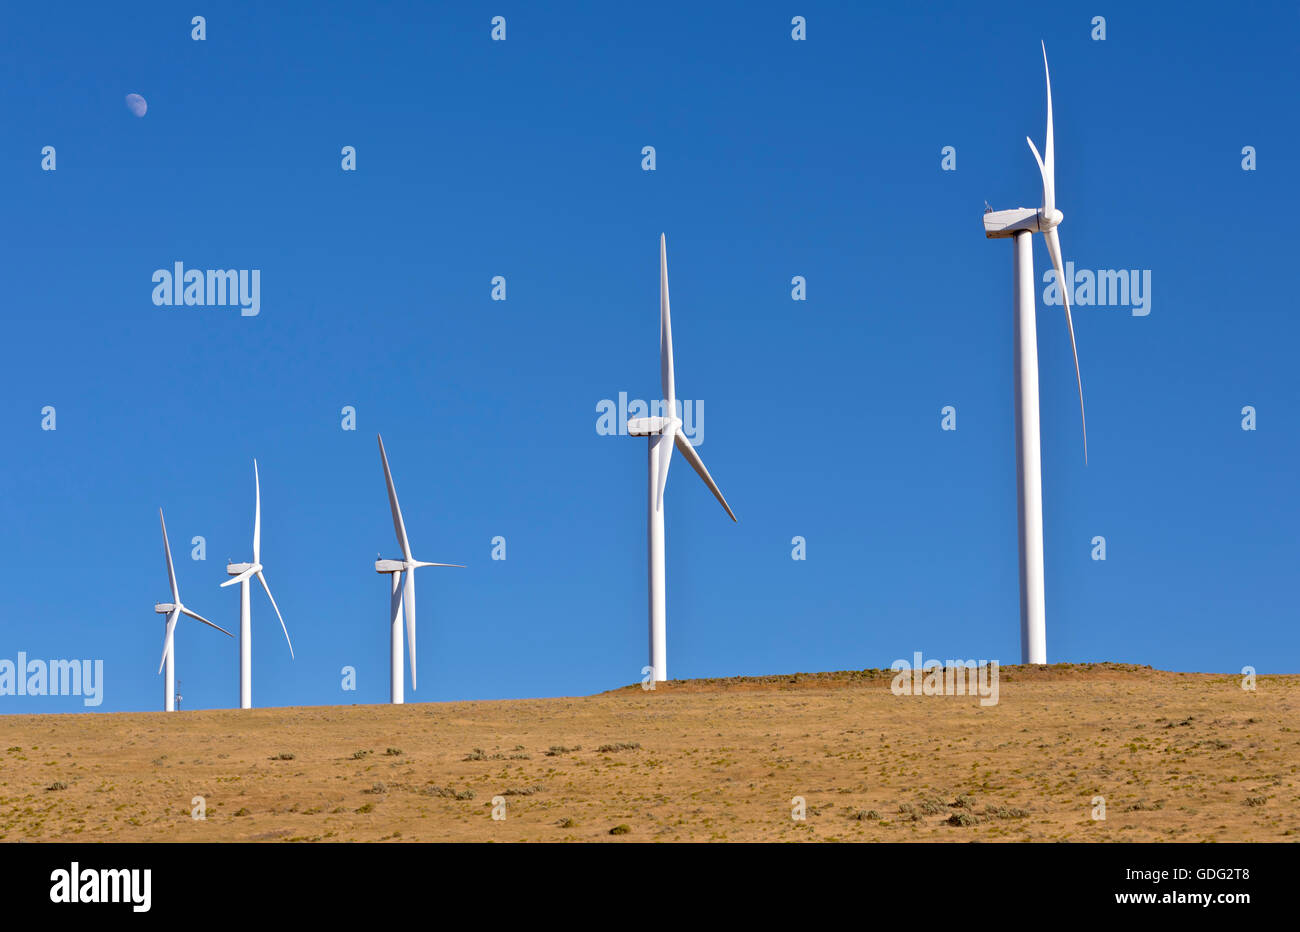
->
125, 93, 147, 118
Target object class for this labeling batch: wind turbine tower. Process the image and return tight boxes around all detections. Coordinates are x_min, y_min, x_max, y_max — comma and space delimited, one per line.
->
626, 234, 736, 682
154, 509, 232, 711
221, 460, 294, 708
374, 434, 464, 704
982, 43, 1088, 664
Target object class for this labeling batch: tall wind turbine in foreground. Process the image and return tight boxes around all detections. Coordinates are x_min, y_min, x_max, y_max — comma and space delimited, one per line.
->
374, 434, 463, 704
626, 234, 736, 683
155, 509, 231, 711
220, 460, 293, 708
982, 43, 1088, 664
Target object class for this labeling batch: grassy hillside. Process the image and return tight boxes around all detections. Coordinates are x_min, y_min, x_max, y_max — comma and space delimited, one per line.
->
2, 663, 1295, 842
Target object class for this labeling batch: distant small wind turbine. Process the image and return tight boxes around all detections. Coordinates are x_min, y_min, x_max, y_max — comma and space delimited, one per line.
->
626, 234, 736, 682
982, 43, 1088, 664
221, 460, 293, 709
374, 434, 463, 704
155, 509, 231, 712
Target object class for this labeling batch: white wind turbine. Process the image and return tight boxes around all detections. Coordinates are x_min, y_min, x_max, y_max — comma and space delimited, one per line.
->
982, 43, 1088, 664
154, 508, 231, 711
374, 434, 463, 704
625, 234, 736, 682
220, 460, 293, 709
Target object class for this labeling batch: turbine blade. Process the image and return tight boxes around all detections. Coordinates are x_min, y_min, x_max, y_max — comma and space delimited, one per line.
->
1026, 137, 1052, 217
654, 425, 675, 514
404, 569, 417, 690
660, 233, 676, 416
673, 432, 737, 522
412, 561, 465, 568
1042, 41, 1055, 210
253, 459, 261, 565
1025, 43, 1057, 215
220, 567, 256, 588
257, 571, 294, 658
158, 609, 179, 675
160, 509, 180, 604
377, 434, 413, 561
1043, 226, 1088, 463
181, 606, 233, 638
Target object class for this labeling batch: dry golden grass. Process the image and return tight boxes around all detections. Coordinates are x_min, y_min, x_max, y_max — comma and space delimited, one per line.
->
2, 663, 1296, 842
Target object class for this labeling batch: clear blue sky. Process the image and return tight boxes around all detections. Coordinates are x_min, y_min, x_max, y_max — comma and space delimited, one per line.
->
2, 1, 1296, 712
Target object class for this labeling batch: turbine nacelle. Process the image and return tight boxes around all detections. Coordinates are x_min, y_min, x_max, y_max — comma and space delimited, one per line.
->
627, 415, 677, 437
154, 602, 176, 614
220, 560, 264, 588
983, 207, 1042, 238
982, 206, 1063, 236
